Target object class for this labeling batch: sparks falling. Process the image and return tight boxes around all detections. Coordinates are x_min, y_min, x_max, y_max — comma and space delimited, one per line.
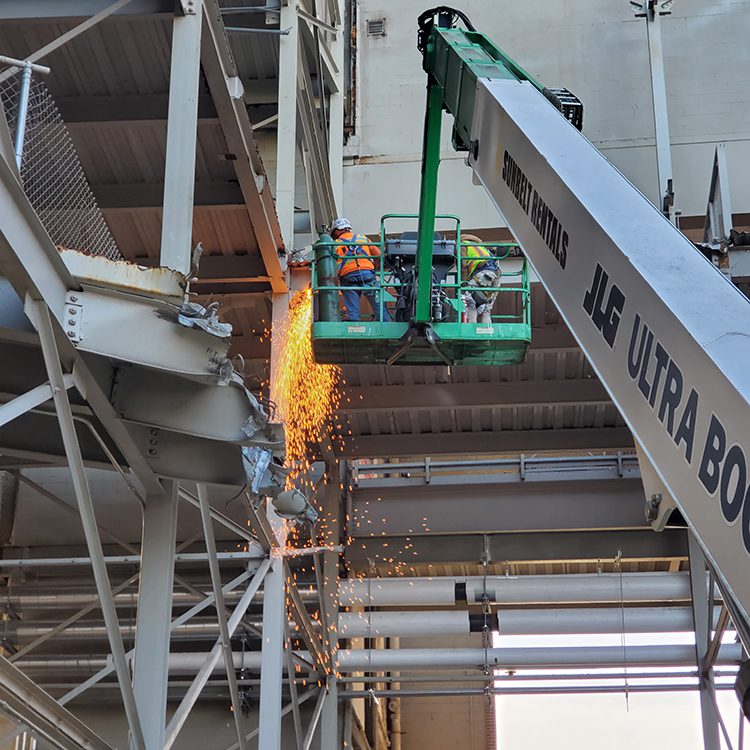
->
275, 289, 342, 482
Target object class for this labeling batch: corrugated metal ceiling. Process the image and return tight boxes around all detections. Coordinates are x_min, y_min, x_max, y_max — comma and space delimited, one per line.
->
338, 289, 626, 452
0, 13, 270, 265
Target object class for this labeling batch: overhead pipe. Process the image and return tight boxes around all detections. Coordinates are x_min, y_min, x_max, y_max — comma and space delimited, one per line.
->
10, 606, 726, 643
341, 684, 739, 699
339, 573, 696, 607
15, 643, 743, 675
5, 573, 694, 611
2, 587, 319, 610
338, 606, 725, 638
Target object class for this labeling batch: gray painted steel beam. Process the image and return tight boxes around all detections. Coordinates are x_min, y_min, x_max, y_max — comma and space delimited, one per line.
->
688, 533, 722, 750
341, 379, 611, 413
0, 375, 72, 428
111, 367, 282, 446
201, 0, 286, 292
135, 254, 269, 284
132, 481, 179, 750
319, 465, 342, 750
0, 652, 114, 750
160, 3, 203, 275
32, 300, 146, 749
339, 426, 634, 458
346, 529, 688, 568
0, 154, 161, 492
59, 569, 258, 706
162, 560, 271, 750
58, 93, 217, 123
125, 423, 246, 485
353, 454, 641, 487
350, 478, 647, 536
258, 556, 287, 750
0, 410, 251, 486
61, 288, 230, 381
0, 0, 172, 19
527, 324, 578, 352
0, 412, 113, 470
0, 0, 140, 84
273, 0, 298, 251
94, 182, 244, 210
196, 483, 248, 749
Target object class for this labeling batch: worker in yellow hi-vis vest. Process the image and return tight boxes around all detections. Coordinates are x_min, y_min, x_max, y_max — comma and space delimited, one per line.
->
460, 234, 501, 324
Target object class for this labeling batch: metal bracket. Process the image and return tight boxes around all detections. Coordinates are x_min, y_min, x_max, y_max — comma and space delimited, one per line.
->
63, 292, 83, 343
178, 0, 198, 15
645, 493, 662, 523
630, 0, 674, 18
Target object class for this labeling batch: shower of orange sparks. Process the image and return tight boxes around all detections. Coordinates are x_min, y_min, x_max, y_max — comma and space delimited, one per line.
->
275, 289, 342, 483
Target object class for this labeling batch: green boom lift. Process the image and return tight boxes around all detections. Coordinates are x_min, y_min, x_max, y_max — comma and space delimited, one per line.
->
311, 7, 582, 366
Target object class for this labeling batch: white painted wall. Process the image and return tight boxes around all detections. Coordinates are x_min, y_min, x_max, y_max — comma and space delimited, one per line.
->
342, 0, 750, 234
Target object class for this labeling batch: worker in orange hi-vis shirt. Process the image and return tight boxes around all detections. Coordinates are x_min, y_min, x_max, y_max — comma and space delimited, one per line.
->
330, 217, 391, 322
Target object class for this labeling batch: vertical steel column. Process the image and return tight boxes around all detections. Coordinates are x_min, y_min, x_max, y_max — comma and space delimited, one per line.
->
195, 483, 248, 750
258, 546, 287, 750
30, 300, 145, 750
260, 289, 291, 750
688, 532, 722, 750
160, 2, 203, 273
284, 620, 305, 750
131, 481, 179, 750
319, 463, 342, 749
275, 0, 299, 249
414, 82, 443, 323
327, 0, 345, 212
639, 0, 675, 219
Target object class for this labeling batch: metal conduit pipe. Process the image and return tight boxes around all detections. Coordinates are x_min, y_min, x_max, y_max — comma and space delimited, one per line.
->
5, 572, 694, 610
339, 573, 695, 607
8, 606, 727, 642
338, 606, 726, 638
2, 588, 319, 610
14, 644, 743, 674
341, 684, 740, 699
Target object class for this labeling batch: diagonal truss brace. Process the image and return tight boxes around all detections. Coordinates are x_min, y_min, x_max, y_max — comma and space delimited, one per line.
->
0, 374, 73, 428
195, 483, 248, 750
163, 558, 272, 750
0, 653, 114, 750
28, 297, 146, 750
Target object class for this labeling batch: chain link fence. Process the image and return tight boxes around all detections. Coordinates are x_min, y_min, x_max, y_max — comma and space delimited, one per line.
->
0, 71, 121, 260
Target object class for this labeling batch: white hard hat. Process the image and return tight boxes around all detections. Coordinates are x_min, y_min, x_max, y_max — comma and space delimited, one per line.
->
330, 217, 352, 233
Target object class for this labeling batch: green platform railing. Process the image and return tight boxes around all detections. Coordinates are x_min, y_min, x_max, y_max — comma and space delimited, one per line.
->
311, 214, 530, 329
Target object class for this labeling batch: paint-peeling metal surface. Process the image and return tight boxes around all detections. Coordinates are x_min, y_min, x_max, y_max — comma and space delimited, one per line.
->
59, 248, 185, 300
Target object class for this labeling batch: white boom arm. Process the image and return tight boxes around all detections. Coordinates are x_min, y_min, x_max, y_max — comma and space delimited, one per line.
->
468, 78, 750, 622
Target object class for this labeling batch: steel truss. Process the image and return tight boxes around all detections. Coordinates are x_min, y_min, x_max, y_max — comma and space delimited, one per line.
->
0, 3, 314, 749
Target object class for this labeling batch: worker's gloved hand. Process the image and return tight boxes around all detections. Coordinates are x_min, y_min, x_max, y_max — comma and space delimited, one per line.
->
475, 269, 497, 287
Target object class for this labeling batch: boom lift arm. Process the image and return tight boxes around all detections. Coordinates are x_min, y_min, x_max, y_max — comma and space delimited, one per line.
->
415, 9, 750, 636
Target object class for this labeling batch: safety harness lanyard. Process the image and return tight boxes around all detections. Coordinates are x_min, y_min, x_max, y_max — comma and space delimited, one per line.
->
338, 234, 365, 275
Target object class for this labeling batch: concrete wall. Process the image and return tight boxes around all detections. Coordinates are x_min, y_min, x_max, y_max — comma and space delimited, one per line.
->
341, 0, 750, 234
